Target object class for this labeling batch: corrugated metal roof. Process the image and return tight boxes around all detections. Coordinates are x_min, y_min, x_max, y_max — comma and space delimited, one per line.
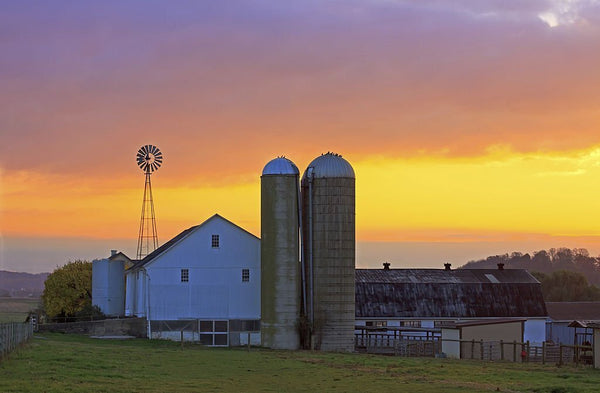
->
302, 152, 355, 179
262, 157, 299, 176
546, 302, 600, 322
355, 268, 547, 319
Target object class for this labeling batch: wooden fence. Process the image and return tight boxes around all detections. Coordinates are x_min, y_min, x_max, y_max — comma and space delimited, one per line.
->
355, 333, 594, 366
0, 322, 34, 361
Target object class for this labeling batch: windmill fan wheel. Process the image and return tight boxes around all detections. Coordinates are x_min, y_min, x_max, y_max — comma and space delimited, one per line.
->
136, 145, 163, 173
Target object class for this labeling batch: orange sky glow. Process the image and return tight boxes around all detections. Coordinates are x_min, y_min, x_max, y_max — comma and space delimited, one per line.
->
3, 1, 600, 272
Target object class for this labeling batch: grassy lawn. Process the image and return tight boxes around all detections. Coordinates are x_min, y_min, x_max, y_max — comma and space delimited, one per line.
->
0, 298, 40, 323
0, 334, 599, 393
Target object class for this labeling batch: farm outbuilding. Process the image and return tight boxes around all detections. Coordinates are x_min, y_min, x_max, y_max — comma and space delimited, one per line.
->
441, 319, 525, 360
125, 214, 261, 346
92, 251, 132, 317
546, 302, 600, 345
355, 264, 547, 345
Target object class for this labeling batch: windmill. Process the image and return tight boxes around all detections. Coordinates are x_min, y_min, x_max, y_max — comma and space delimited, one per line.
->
136, 144, 163, 260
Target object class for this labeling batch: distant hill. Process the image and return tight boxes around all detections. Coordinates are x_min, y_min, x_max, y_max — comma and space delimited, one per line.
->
461, 248, 600, 286
0, 270, 49, 298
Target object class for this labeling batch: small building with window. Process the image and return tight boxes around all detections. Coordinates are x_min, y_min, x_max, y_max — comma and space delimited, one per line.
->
355, 265, 548, 344
125, 214, 261, 346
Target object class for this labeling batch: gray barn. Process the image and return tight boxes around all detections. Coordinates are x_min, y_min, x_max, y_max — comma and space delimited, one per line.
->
355, 265, 548, 344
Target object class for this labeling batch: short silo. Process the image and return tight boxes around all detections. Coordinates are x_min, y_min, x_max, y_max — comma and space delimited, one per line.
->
261, 157, 301, 349
92, 251, 126, 317
301, 152, 355, 352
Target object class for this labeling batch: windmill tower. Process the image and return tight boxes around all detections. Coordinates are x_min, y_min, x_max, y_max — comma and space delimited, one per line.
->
136, 145, 163, 260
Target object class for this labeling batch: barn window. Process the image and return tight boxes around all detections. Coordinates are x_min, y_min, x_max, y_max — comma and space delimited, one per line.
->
181, 269, 189, 282
211, 234, 220, 248
366, 321, 387, 328
242, 269, 250, 282
434, 320, 454, 328
401, 320, 421, 328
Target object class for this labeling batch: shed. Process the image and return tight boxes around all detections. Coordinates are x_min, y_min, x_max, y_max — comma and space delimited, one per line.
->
546, 302, 600, 345
441, 319, 525, 360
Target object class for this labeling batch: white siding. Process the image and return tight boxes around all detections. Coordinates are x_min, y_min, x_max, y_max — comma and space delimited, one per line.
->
127, 216, 260, 323
524, 319, 546, 345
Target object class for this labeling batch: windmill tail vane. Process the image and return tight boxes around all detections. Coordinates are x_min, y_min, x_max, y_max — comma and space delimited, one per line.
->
136, 144, 162, 259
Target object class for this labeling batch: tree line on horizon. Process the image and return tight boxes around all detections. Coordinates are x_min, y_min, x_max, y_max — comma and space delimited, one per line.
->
462, 247, 600, 301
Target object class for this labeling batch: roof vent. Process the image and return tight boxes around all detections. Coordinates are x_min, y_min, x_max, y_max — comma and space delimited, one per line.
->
383, 262, 390, 270
111, 250, 117, 256
444, 263, 451, 271
497, 263, 504, 270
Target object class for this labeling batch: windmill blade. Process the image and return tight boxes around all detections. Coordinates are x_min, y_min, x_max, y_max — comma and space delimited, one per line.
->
154, 157, 163, 165
154, 151, 162, 159
150, 145, 158, 155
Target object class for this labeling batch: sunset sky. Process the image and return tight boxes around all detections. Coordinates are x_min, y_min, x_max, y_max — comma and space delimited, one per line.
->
3, 1, 600, 273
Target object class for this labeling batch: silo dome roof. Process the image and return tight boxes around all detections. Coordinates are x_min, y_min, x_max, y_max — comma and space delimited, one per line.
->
262, 156, 299, 175
304, 152, 355, 179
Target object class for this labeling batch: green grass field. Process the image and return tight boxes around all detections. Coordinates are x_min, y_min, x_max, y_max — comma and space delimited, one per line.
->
1, 333, 599, 392
0, 298, 40, 323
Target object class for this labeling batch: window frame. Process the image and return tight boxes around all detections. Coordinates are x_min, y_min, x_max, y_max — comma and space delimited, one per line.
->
242, 268, 250, 282
180, 268, 189, 283
211, 234, 220, 248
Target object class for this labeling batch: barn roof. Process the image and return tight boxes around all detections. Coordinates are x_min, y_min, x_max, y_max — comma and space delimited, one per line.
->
129, 214, 259, 271
546, 302, 600, 322
355, 268, 547, 319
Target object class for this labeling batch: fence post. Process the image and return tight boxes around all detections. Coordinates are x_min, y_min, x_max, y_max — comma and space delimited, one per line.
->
500, 340, 504, 361
542, 341, 546, 365
471, 339, 475, 359
513, 341, 517, 362
480, 339, 484, 360
526, 341, 530, 363
559, 345, 563, 367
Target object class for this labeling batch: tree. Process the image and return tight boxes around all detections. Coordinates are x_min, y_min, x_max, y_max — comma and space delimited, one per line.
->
42, 260, 93, 320
533, 270, 600, 302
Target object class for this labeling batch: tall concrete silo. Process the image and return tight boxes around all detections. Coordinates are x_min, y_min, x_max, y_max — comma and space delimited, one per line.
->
301, 152, 355, 351
261, 157, 301, 349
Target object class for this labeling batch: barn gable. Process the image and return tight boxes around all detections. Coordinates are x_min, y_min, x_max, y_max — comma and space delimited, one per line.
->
130, 213, 259, 271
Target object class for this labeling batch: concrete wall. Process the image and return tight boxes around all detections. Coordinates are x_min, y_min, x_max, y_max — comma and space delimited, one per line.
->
302, 176, 355, 352
441, 328, 460, 359
38, 318, 147, 338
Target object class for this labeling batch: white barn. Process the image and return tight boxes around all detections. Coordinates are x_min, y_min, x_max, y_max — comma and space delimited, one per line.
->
125, 214, 261, 346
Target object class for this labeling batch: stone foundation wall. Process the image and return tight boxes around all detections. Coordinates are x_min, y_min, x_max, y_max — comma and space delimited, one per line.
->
38, 318, 147, 338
